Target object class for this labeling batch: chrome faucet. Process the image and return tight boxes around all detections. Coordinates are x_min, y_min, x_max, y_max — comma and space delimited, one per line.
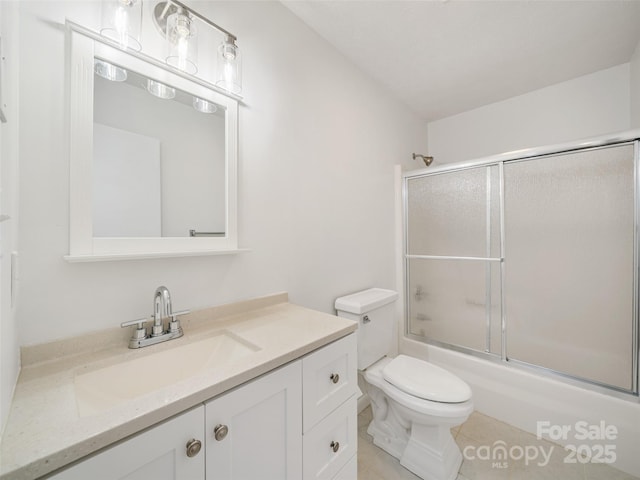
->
153, 286, 173, 336
121, 286, 190, 349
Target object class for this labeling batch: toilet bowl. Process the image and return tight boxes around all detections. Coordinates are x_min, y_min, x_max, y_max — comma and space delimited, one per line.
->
335, 288, 473, 480
364, 355, 473, 480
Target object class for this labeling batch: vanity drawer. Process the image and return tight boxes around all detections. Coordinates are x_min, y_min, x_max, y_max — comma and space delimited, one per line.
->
303, 395, 357, 480
333, 454, 357, 480
302, 333, 357, 432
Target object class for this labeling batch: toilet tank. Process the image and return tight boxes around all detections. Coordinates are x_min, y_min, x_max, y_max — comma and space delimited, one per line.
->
334, 288, 398, 370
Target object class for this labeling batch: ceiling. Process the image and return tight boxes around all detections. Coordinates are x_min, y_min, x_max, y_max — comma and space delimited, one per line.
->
281, 0, 640, 122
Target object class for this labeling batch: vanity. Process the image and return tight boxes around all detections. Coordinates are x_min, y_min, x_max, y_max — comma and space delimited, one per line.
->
0, 293, 358, 480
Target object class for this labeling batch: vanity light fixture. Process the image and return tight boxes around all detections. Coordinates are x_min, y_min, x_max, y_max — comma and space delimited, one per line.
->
94, 59, 128, 82
146, 79, 176, 99
193, 97, 217, 114
153, 0, 242, 94
100, 0, 142, 51
165, 7, 198, 74
216, 35, 242, 95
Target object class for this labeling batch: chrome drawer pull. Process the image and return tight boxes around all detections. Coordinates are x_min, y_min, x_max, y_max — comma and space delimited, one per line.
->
330, 373, 340, 384
330, 441, 340, 453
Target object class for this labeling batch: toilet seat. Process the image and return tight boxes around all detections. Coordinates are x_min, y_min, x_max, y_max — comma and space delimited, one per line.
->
364, 357, 473, 419
382, 355, 472, 403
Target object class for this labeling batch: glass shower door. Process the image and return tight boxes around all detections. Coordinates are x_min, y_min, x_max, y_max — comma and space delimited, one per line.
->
503, 144, 635, 391
405, 165, 502, 355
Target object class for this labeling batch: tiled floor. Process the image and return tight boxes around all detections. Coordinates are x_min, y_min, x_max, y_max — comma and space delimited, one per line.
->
357, 406, 639, 480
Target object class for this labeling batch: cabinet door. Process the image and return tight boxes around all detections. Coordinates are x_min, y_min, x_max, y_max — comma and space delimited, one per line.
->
50, 406, 205, 480
205, 361, 302, 480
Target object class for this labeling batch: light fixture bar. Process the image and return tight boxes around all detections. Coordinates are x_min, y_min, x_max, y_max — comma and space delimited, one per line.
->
163, 0, 237, 42
66, 20, 243, 100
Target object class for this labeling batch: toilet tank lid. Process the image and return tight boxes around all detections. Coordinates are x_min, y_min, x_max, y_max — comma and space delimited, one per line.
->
334, 288, 398, 314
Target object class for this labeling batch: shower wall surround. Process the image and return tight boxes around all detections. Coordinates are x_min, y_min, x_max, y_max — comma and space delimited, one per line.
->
404, 133, 638, 395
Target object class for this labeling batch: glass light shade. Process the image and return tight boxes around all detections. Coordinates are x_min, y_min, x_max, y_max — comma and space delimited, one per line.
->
146, 79, 176, 99
100, 0, 142, 51
193, 97, 218, 114
165, 11, 198, 74
216, 37, 242, 94
94, 59, 128, 82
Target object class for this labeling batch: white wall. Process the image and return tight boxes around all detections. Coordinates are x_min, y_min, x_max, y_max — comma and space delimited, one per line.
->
630, 39, 640, 128
0, 0, 20, 434
15, 1, 427, 346
428, 64, 631, 165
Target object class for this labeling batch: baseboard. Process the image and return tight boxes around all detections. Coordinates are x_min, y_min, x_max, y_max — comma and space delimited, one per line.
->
357, 392, 370, 413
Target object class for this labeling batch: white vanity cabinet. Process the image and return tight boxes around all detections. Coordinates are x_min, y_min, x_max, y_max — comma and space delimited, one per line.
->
49, 406, 205, 480
49, 333, 357, 480
302, 333, 358, 480
204, 361, 302, 479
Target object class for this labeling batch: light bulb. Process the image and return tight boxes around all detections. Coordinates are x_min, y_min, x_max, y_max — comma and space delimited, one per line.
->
177, 36, 189, 72
224, 63, 233, 86
174, 14, 191, 38
221, 42, 237, 61
114, 6, 129, 49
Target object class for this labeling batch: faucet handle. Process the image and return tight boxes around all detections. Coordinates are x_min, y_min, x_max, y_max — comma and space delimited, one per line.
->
121, 318, 150, 340
168, 309, 190, 332
170, 309, 190, 321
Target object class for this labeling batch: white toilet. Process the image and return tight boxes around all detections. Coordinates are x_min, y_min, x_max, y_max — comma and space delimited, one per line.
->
335, 288, 473, 480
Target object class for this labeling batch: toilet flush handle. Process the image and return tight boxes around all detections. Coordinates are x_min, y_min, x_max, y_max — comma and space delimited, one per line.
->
362, 315, 370, 324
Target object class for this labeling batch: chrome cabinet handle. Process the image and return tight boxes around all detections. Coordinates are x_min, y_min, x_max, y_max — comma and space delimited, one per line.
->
330, 373, 340, 384
330, 441, 340, 453
186, 438, 202, 458
214, 424, 229, 441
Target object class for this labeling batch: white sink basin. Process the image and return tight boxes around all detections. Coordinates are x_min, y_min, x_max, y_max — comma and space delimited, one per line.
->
74, 332, 260, 417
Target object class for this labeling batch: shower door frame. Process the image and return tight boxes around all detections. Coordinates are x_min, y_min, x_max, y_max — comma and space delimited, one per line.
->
402, 130, 640, 398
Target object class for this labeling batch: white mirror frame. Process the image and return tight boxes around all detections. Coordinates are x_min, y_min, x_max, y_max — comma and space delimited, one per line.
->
65, 22, 240, 262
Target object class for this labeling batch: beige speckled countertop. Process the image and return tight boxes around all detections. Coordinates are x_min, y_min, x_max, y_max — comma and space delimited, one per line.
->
0, 293, 357, 480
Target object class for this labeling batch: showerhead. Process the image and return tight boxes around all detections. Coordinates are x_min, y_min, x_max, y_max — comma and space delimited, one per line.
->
413, 153, 433, 167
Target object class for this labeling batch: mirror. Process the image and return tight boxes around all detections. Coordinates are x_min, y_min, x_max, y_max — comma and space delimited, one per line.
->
67, 25, 239, 260
93, 65, 226, 238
